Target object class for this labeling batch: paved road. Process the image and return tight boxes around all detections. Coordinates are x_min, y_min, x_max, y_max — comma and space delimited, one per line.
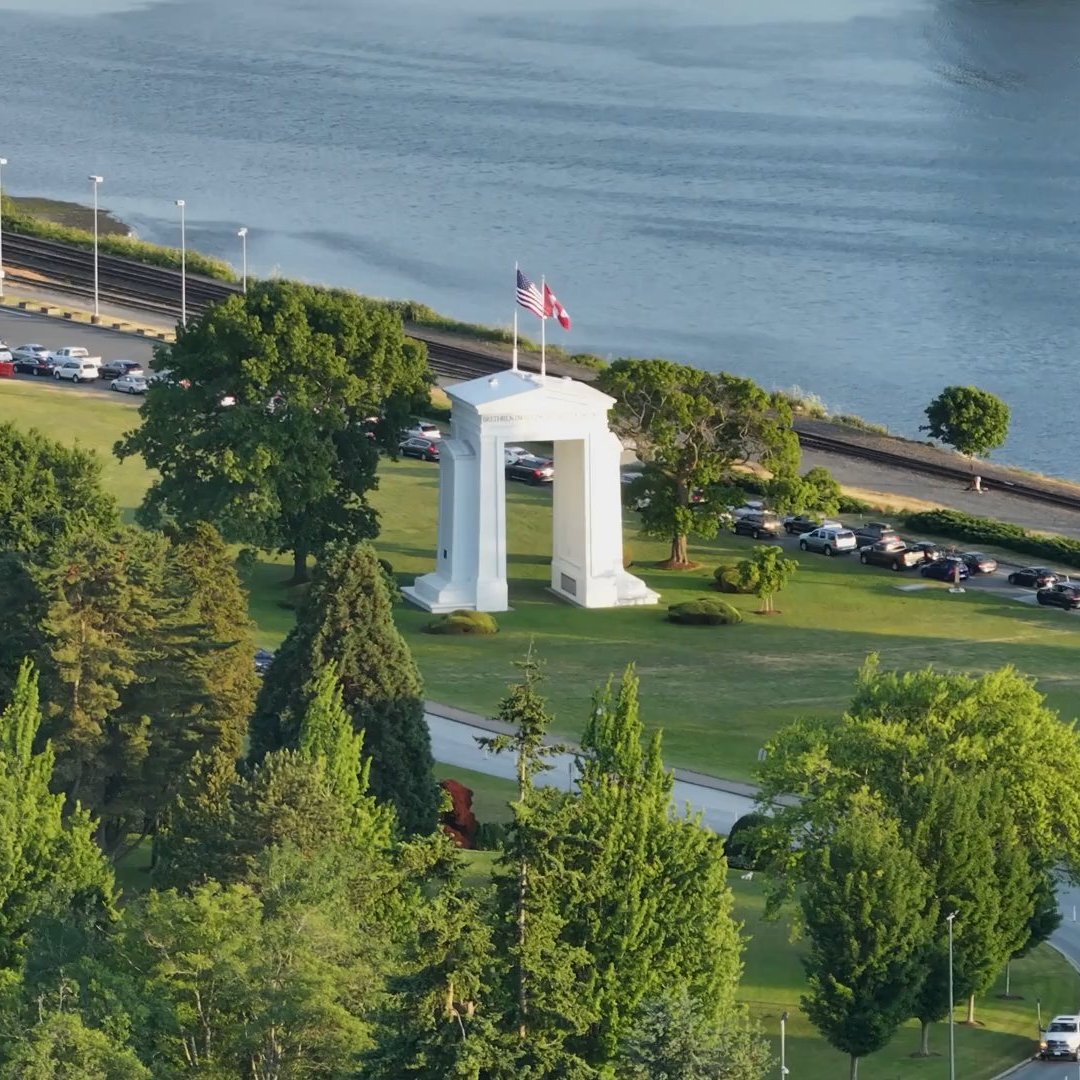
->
1005, 885, 1080, 1080
426, 710, 757, 835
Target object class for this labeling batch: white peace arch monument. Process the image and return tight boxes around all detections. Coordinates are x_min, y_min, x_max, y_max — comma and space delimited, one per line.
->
404, 367, 659, 613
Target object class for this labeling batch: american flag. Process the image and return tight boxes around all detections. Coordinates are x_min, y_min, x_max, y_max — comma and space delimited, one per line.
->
516, 269, 545, 319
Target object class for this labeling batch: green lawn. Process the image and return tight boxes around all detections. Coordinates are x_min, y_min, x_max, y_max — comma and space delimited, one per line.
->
735, 876, 1067, 1079
6, 380, 1080, 781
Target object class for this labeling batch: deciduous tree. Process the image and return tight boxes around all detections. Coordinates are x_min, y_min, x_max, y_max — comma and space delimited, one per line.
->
115, 280, 431, 582
598, 359, 798, 567
765, 466, 843, 519
799, 793, 932, 1080
0, 422, 118, 559
757, 660, 1080, 882
0, 1011, 149, 1080
921, 385, 1010, 458
736, 545, 798, 614
249, 541, 437, 834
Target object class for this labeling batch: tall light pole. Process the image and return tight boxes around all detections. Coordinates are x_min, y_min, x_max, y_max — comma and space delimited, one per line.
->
780, 1010, 789, 1077
175, 199, 186, 326
947, 910, 958, 1080
237, 227, 248, 294
0, 157, 8, 301
89, 175, 103, 319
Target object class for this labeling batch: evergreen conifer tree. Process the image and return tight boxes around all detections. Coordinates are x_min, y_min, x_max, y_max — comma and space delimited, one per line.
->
249, 541, 436, 834
554, 668, 744, 1068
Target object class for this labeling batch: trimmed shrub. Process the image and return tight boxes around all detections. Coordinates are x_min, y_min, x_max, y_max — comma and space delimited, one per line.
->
713, 565, 757, 595
475, 821, 509, 851
425, 609, 500, 635
724, 812, 769, 870
903, 509, 1080, 571
667, 597, 743, 626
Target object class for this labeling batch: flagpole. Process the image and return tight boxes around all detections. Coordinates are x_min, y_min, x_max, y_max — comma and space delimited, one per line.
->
540, 275, 546, 378
512, 262, 519, 372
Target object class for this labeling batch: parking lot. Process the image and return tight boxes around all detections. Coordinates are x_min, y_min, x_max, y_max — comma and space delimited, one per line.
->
761, 526, 1080, 614
0, 309, 158, 401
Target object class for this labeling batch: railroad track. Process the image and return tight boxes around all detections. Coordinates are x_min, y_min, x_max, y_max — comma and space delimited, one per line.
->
798, 430, 1080, 513
1, 233, 524, 379
8, 232, 1080, 514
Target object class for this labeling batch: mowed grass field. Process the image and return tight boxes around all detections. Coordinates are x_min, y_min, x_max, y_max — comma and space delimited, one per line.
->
7, 379, 1080, 781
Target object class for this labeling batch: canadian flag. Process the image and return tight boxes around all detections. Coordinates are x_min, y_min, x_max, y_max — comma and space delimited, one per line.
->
543, 283, 572, 331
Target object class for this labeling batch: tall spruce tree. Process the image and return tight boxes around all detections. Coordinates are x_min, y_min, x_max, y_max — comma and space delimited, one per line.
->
800, 793, 932, 1080
552, 668, 745, 1068
480, 654, 594, 1076
0, 660, 114, 975
249, 541, 436, 834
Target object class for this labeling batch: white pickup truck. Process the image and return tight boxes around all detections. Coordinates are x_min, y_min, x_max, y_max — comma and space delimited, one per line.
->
1039, 1015, 1080, 1061
49, 346, 102, 366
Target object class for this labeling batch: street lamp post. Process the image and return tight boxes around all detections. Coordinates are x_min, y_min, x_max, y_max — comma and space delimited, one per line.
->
237, 227, 248, 294
175, 199, 186, 326
947, 911, 958, 1080
0, 157, 8, 301
780, 1010, 789, 1077
89, 175, 103, 319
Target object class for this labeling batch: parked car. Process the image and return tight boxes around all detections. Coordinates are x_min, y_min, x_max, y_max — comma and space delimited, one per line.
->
505, 446, 529, 465
783, 514, 840, 536
859, 540, 923, 571
49, 346, 100, 366
53, 358, 100, 383
731, 501, 765, 519
398, 436, 440, 462
506, 455, 554, 485
0, 340, 11, 363
1008, 567, 1058, 589
99, 359, 145, 380
798, 526, 857, 556
849, 522, 900, 546
1037, 583, 1080, 611
254, 649, 275, 676
908, 541, 944, 563
961, 551, 998, 575
921, 557, 970, 582
111, 374, 148, 394
405, 421, 442, 440
11, 344, 52, 374
733, 511, 784, 540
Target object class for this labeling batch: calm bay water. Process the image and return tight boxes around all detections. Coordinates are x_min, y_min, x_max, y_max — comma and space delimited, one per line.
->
2, 0, 1080, 472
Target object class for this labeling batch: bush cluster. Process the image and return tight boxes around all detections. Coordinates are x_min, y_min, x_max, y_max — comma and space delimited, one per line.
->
425, 609, 500, 635
713, 565, 757, 595
903, 509, 1080, 570
1, 196, 236, 281
667, 597, 743, 626
723, 812, 769, 870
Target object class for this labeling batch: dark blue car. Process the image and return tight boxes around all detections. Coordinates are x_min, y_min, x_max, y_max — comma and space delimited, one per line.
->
920, 557, 970, 582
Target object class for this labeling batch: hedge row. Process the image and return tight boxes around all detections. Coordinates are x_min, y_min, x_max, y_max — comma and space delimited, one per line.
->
902, 509, 1080, 570
1, 196, 236, 281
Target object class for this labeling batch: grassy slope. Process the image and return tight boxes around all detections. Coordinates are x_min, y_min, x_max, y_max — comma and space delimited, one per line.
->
5, 381, 1080, 782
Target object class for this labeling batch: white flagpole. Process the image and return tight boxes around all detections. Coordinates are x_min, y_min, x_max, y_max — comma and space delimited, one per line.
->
540, 274, 547, 378
512, 262, 519, 371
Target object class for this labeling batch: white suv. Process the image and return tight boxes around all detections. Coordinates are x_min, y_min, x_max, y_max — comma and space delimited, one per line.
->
54, 358, 100, 383
799, 526, 858, 556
